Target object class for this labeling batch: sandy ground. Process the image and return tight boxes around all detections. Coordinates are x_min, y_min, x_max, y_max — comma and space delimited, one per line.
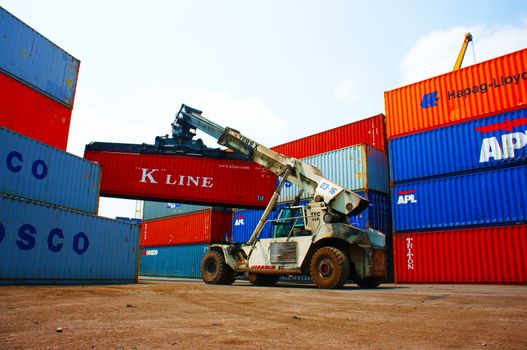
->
1, 278, 526, 349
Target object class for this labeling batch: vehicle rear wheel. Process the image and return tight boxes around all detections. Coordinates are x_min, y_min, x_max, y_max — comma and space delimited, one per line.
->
355, 278, 382, 289
310, 247, 350, 289
200, 250, 235, 285
248, 273, 280, 286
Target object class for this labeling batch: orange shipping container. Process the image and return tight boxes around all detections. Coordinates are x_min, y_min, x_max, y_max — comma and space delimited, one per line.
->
385, 48, 527, 139
140, 209, 232, 247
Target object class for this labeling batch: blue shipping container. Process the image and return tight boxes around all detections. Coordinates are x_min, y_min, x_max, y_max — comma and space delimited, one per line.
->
392, 165, 527, 232
279, 144, 389, 202
0, 126, 100, 213
0, 7, 79, 108
389, 108, 527, 183
140, 244, 209, 278
142, 201, 210, 221
0, 194, 140, 284
232, 202, 303, 243
233, 191, 391, 243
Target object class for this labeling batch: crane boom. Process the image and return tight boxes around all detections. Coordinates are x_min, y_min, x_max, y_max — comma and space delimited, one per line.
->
453, 32, 473, 71
174, 104, 368, 217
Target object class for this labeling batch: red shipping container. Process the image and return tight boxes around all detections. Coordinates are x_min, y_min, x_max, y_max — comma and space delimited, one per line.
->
271, 114, 386, 158
0, 72, 72, 150
393, 225, 527, 284
140, 209, 232, 247
385, 48, 527, 139
84, 150, 277, 208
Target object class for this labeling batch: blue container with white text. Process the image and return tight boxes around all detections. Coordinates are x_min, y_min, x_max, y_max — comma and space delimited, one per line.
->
0, 127, 100, 213
389, 108, 527, 183
142, 201, 210, 221
392, 165, 527, 232
0, 194, 140, 284
0, 7, 80, 108
140, 244, 209, 278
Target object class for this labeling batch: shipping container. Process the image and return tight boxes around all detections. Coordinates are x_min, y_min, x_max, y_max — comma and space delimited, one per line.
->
140, 244, 208, 278
232, 191, 391, 243
0, 7, 80, 108
0, 194, 140, 284
389, 108, 527, 183
0, 72, 72, 150
385, 48, 527, 139
0, 126, 100, 213
278, 144, 389, 202
392, 165, 527, 232
271, 114, 387, 157
142, 201, 210, 221
393, 225, 527, 283
140, 209, 232, 247
84, 150, 276, 208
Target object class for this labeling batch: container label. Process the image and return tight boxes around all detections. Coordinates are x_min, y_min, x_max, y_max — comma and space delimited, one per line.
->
0, 221, 89, 255
138, 168, 214, 188
143, 249, 158, 256
478, 119, 527, 163
5, 151, 48, 180
234, 216, 245, 226
397, 190, 418, 205
405, 237, 415, 270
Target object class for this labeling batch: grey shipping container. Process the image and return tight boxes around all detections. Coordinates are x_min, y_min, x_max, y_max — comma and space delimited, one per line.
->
0, 194, 140, 284
142, 201, 210, 221
0, 126, 100, 213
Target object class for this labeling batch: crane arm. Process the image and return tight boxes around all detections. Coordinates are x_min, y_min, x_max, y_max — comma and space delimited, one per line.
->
175, 104, 368, 216
453, 32, 473, 71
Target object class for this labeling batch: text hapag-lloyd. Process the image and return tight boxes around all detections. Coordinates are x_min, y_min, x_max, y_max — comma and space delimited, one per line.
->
448, 71, 527, 100
139, 168, 213, 188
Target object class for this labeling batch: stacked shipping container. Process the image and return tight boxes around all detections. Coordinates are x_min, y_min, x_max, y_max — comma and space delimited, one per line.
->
0, 8, 140, 284
385, 48, 527, 283
0, 6, 80, 150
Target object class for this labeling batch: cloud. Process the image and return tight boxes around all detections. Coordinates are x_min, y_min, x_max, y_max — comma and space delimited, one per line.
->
400, 18, 527, 85
334, 80, 359, 105
183, 90, 287, 146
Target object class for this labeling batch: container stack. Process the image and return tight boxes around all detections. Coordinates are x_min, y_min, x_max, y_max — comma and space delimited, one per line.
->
0, 7, 140, 284
232, 115, 393, 279
385, 48, 527, 283
139, 207, 232, 278
0, 7, 79, 150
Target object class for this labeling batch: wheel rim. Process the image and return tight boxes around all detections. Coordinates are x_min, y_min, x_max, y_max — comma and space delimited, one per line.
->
318, 258, 334, 278
206, 259, 217, 275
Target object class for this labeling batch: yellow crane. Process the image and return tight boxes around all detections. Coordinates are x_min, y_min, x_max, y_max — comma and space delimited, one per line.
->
453, 32, 473, 71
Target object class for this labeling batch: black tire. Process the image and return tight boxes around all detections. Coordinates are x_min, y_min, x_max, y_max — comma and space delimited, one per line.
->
355, 278, 382, 289
200, 251, 235, 285
248, 274, 280, 286
310, 247, 350, 289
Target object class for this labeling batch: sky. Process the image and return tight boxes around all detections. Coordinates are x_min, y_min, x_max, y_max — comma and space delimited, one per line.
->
2, 0, 527, 219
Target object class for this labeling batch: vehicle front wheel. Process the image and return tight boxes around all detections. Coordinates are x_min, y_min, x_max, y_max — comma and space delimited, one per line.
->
200, 250, 235, 285
355, 278, 382, 289
248, 273, 280, 286
310, 247, 350, 289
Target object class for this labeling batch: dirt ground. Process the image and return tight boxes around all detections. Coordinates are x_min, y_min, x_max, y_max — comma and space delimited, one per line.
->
1, 278, 526, 350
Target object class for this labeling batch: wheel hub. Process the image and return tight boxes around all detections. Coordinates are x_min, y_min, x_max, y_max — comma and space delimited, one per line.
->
318, 258, 334, 278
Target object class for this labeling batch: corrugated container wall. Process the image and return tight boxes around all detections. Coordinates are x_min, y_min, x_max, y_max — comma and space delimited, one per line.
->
84, 150, 276, 209
140, 210, 232, 247
393, 165, 527, 232
393, 225, 527, 283
0, 194, 140, 284
143, 201, 210, 221
389, 108, 527, 183
385, 48, 527, 139
0, 72, 72, 150
140, 244, 208, 278
232, 201, 309, 243
279, 144, 389, 203
271, 114, 387, 158
0, 7, 80, 108
0, 127, 100, 214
